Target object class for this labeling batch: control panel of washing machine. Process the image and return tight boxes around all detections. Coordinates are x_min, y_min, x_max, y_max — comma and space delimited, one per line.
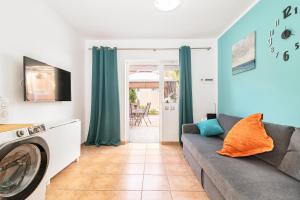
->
16, 129, 26, 137
15, 124, 46, 138
28, 124, 46, 135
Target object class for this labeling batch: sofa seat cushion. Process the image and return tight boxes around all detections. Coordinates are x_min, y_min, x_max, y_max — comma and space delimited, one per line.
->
182, 134, 223, 159
203, 155, 300, 200
182, 134, 300, 200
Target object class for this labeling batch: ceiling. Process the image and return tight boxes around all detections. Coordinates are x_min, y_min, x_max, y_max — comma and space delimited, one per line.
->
42, 0, 257, 39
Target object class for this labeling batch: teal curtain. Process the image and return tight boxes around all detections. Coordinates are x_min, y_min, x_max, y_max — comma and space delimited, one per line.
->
86, 47, 120, 146
179, 46, 194, 143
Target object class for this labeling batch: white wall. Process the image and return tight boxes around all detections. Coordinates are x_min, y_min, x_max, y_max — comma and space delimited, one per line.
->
84, 39, 217, 142
0, 0, 85, 141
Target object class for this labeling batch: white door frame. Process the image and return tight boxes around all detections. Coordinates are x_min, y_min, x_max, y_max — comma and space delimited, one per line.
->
124, 60, 162, 143
158, 64, 164, 143
124, 60, 179, 143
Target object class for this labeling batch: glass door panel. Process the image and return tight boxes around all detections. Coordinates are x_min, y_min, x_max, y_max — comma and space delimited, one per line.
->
161, 65, 180, 142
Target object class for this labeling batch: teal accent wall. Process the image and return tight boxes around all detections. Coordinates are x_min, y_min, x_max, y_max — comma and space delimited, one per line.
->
218, 0, 300, 127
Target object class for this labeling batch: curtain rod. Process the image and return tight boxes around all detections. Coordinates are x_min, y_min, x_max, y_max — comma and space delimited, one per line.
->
88, 47, 212, 51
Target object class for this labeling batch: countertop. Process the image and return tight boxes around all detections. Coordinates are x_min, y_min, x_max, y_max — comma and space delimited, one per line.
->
0, 124, 33, 133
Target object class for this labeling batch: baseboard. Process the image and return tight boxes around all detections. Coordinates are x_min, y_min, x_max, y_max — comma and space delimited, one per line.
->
82, 141, 128, 145
160, 141, 180, 145
81, 141, 179, 145
120, 141, 128, 145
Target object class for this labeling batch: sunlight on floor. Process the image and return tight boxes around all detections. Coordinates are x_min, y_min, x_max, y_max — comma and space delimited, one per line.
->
46, 143, 210, 200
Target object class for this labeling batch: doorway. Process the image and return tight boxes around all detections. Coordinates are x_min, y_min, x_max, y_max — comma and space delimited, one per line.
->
128, 64, 160, 143
125, 61, 179, 143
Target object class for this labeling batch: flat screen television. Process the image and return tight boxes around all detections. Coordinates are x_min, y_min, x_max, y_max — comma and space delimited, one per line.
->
23, 56, 71, 102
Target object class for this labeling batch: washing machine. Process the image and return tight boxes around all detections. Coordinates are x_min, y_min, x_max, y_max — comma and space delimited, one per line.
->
0, 124, 49, 200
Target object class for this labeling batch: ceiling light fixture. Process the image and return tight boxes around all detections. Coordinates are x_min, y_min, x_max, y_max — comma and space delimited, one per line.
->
154, 0, 181, 12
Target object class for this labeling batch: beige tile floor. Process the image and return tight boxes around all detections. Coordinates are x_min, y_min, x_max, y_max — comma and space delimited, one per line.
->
46, 143, 210, 200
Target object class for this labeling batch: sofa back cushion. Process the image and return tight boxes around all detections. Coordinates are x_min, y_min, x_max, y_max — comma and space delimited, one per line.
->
218, 114, 295, 167
218, 114, 241, 139
278, 128, 300, 181
256, 122, 295, 166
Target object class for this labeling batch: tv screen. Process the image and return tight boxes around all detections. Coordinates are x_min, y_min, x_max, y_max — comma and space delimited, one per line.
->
24, 57, 71, 102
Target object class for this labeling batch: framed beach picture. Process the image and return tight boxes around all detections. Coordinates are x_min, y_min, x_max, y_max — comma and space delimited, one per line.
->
232, 32, 256, 75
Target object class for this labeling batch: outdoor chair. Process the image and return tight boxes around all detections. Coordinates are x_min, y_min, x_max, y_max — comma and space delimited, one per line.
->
137, 102, 151, 126
129, 103, 137, 127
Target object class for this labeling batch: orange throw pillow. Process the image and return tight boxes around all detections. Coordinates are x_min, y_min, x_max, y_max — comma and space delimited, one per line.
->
217, 113, 274, 157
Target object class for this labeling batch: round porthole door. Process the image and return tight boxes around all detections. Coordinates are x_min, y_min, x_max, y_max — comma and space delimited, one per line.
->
0, 137, 49, 200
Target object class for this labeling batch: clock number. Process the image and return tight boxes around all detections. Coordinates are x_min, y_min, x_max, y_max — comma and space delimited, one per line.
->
275, 19, 280, 27
295, 7, 298, 14
270, 30, 274, 37
283, 6, 292, 19
268, 37, 273, 47
283, 51, 290, 61
271, 47, 275, 53
276, 52, 280, 58
296, 42, 300, 50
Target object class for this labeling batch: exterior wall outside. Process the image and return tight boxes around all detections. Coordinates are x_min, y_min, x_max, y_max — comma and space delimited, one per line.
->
137, 89, 160, 112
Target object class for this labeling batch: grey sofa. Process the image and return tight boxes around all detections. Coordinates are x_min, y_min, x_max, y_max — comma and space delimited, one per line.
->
182, 114, 300, 200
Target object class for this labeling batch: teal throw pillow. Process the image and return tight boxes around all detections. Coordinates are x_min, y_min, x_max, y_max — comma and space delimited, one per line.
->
197, 119, 224, 137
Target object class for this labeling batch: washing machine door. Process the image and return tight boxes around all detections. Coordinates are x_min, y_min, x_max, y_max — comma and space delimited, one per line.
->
0, 137, 49, 200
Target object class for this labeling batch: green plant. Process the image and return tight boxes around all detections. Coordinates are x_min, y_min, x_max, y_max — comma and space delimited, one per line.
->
149, 108, 159, 115
171, 69, 180, 82
129, 89, 137, 104
139, 105, 145, 109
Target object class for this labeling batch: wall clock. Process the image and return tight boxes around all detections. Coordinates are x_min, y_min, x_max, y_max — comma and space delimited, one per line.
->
268, 5, 299, 61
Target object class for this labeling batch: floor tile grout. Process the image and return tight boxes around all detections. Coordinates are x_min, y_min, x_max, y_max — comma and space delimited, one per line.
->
47, 143, 208, 200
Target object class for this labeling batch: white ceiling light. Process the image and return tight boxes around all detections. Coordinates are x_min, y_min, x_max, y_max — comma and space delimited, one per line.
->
154, 0, 181, 12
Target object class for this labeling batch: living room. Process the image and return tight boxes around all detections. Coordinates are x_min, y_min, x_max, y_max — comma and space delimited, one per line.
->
0, 0, 299, 200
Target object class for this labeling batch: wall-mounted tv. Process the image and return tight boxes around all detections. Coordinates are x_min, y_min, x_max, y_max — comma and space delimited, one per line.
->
23, 56, 71, 102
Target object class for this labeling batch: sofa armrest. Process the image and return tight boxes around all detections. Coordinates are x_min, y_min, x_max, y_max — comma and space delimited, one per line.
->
182, 123, 200, 135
